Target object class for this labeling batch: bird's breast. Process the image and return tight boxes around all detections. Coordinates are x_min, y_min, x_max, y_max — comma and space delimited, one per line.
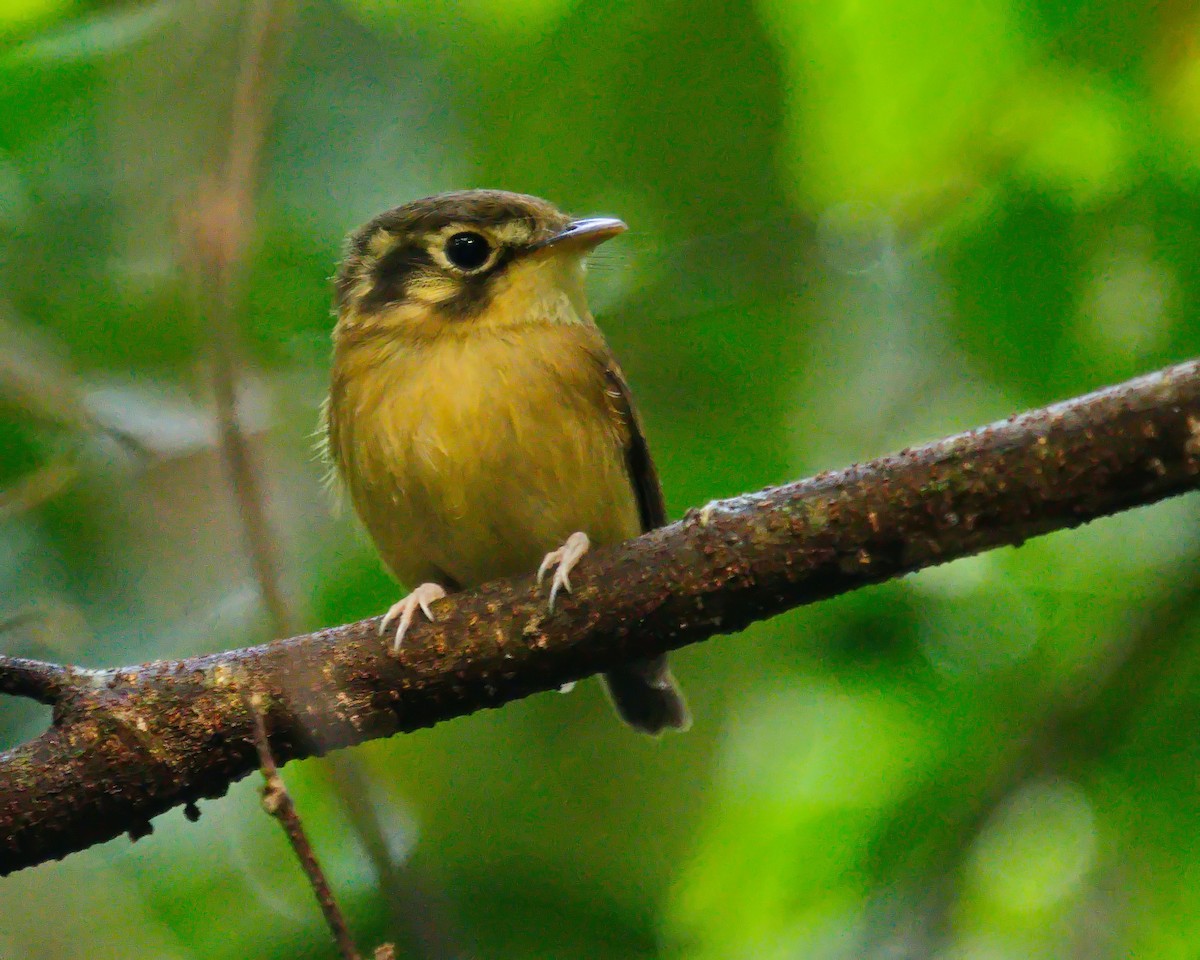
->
330, 327, 640, 588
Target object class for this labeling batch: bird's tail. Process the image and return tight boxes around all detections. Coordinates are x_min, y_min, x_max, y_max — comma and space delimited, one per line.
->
603, 656, 690, 735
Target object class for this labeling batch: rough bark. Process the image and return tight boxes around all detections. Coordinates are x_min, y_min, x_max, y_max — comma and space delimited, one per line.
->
2, 359, 1199, 876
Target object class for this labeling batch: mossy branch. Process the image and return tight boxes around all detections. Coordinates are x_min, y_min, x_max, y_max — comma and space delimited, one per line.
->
2, 359, 1200, 876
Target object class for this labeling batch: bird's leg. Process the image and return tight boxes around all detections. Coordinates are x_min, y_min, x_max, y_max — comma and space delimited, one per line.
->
379, 582, 448, 653
537, 531, 590, 612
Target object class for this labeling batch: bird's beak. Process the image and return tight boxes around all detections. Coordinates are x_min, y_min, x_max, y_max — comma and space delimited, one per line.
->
532, 217, 627, 252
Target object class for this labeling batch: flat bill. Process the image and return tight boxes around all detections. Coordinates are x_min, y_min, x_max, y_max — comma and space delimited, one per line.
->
534, 217, 627, 250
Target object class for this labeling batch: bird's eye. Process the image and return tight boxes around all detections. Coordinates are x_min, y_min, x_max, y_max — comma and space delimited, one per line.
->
444, 232, 492, 271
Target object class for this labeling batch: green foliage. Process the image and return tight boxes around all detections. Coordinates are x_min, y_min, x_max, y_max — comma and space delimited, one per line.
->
2, 1, 1200, 957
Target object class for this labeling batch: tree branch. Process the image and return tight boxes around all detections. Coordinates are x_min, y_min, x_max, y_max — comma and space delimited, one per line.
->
0, 656, 75, 705
2, 359, 1200, 876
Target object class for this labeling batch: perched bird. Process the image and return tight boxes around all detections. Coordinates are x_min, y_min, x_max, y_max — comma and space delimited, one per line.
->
324, 189, 689, 734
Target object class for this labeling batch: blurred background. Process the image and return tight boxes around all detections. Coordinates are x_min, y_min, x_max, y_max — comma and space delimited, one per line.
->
1, 0, 1199, 957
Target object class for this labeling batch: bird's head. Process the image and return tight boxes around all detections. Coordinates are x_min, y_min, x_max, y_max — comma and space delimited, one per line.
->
333, 189, 626, 344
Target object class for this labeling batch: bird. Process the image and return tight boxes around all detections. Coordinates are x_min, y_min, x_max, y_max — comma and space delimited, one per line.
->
324, 189, 689, 734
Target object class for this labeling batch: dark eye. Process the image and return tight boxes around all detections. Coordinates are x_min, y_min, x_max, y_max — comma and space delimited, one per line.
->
444, 231, 492, 270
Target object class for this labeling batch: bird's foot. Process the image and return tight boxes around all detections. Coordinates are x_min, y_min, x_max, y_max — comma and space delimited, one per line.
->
379, 582, 447, 653
537, 531, 590, 612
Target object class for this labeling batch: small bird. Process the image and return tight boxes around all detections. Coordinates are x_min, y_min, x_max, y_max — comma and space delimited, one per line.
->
324, 190, 689, 734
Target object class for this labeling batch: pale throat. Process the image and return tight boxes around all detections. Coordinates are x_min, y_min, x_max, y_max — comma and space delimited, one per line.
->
483, 253, 592, 330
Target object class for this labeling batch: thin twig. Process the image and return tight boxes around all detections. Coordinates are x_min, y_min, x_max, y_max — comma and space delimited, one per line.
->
245, 694, 364, 960
1, 358, 1199, 875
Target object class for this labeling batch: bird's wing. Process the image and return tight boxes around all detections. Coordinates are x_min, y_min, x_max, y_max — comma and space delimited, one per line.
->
602, 361, 667, 532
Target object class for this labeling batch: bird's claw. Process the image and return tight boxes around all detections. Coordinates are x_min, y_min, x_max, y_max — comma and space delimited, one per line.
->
537, 531, 590, 612
379, 582, 447, 653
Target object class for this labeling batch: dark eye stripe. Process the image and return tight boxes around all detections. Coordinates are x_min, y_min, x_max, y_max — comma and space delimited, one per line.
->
361, 241, 434, 310
344, 230, 527, 318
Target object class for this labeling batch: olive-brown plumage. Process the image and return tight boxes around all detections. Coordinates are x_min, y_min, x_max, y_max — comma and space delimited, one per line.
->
325, 189, 688, 734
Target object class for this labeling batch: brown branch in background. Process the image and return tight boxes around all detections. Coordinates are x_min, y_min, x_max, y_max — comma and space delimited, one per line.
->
246, 694, 377, 960
184, 5, 466, 956
208, 335, 292, 632
1, 359, 1199, 876
182, 0, 293, 634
